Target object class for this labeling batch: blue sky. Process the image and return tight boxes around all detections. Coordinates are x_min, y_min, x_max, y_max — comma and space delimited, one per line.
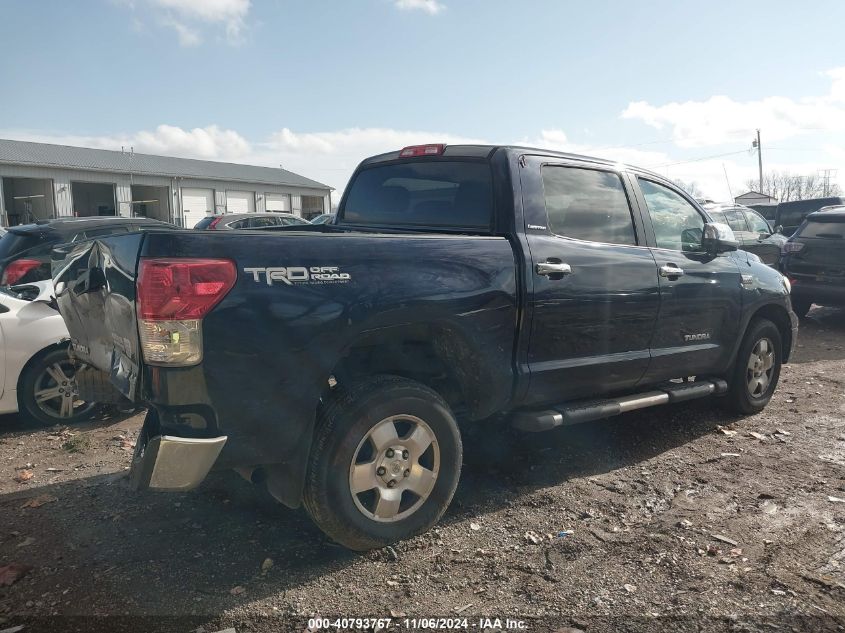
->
2, 0, 845, 200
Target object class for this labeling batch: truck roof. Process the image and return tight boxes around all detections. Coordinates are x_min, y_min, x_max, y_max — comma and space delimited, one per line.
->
359, 144, 666, 179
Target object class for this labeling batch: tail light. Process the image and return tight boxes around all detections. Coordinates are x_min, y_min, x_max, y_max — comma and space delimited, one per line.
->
137, 258, 236, 366
208, 216, 224, 229
2, 258, 42, 285
782, 242, 804, 254
398, 144, 445, 157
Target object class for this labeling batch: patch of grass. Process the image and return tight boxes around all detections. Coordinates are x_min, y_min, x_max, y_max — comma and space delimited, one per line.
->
62, 434, 91, 453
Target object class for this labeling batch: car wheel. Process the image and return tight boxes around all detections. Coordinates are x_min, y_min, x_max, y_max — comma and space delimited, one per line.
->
18, 347, 98, 425
724, 318, 782, 415
791, 298, 812, 319
303, 375, 462, 551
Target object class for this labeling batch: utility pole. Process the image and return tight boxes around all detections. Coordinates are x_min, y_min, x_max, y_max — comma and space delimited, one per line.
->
819, 169, 837, 197
752, 129, 763, 194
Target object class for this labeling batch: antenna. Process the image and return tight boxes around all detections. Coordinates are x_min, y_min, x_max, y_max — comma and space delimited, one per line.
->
722, 163, 733, 200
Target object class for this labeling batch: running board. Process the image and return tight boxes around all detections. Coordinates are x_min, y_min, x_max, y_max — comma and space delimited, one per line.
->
512, 378, 728, 432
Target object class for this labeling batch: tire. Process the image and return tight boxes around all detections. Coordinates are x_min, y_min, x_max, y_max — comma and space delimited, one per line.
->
18, 347, 98, 426
303, 375, 462, 551
791, 298, 812, 319
724, 318, 782, 415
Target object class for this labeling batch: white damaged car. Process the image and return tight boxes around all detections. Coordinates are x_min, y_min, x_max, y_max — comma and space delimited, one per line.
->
0, 281, 97, 424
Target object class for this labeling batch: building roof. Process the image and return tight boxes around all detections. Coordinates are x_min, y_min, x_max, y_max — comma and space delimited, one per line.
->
0, 138, 331, 190
735, 191, 775, 199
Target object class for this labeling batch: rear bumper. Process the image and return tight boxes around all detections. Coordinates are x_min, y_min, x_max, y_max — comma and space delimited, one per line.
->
129, 424, 227, 492
790, 279, 845, 306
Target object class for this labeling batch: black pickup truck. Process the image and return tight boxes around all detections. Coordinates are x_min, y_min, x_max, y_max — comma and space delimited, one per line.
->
53, 144, 798, 550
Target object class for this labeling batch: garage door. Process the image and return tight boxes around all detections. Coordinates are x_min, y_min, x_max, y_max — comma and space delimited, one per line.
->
265, 193, 290, 212
181, 188, 214, 228
227, 191, 255, 214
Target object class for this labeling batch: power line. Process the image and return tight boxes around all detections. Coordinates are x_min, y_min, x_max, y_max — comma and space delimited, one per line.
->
649, 149, 750, 168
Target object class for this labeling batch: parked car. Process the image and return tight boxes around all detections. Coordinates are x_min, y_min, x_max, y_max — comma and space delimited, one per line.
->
0, 227, 7, 239
703, 203, 786, 266
0, 280, 98, 424
193, 212, 310, 230
0, 217, 177, 286
310, 213, 336, 225
54, 143, 797, 550
774, 197, 845, 236
780, 208, 845, 317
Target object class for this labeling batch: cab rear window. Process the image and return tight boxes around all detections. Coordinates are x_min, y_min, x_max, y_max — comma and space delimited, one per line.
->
342, 161, 493, 229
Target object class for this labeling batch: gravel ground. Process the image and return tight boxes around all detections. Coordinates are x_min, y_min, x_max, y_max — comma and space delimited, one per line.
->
1, 308, 844, 633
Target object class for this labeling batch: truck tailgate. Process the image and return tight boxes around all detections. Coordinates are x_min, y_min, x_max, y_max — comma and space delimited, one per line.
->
52, 232, 146, 400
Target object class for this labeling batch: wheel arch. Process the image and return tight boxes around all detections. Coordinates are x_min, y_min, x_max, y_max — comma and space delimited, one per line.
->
326, 321, 501, 421
265, 322, 502, 511
748, 302, 794, 363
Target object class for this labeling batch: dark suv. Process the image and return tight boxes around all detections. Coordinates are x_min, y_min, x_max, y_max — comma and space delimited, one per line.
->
780, 206, 845, 316
0, 217, 177, 286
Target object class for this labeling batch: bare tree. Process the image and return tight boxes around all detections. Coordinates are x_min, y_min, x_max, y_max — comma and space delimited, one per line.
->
744, 171, 842, 202
672, 179, 703, 198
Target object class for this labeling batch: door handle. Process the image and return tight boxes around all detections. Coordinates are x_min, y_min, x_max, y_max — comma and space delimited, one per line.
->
658, 264, 685, 278
536, 261, 572, 276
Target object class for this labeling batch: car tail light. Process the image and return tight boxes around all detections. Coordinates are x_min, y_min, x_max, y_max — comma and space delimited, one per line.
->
1, 259, 42, 285
782, 242, 804, 254
398, 144, 445, 158
137, 258, 236, 366
208, 216, 224, 229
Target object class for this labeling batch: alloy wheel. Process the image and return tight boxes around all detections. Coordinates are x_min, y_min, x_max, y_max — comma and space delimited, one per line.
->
33, 360, 95, 420
348, 415, 440, 523
746, 337, 775, 398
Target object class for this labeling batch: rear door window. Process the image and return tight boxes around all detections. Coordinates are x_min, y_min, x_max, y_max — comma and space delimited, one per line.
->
342, 161, 493, 228
248, 216, 278, 228
541, 166, 637, 245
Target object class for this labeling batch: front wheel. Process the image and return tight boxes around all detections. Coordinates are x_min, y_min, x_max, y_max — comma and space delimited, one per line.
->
303, 375, 462, 551
724, 318, 782, 415
18, 347, 98, 425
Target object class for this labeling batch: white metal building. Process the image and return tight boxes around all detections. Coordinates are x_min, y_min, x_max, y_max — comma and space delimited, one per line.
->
0, 139, 332, 228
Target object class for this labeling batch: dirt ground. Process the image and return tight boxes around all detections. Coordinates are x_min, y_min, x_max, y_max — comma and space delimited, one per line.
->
1, 308, 844, 633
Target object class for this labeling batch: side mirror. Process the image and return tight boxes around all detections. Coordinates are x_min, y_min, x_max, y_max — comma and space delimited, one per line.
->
775, 225, 783, 234
701, 222, 738, 254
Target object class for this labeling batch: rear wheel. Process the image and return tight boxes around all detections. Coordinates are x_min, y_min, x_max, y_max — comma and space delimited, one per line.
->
724, 318, 782, 415
303, 375, 462, 551
18, 347, 97, 425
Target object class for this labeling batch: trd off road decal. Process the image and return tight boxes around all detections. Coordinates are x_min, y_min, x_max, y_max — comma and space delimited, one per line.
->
243, 266, 352, 286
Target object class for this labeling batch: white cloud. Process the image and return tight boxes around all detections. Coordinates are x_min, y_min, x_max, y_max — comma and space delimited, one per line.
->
3, 125, 251, 161
119, 0, 251, 46
394, 0, 445, 15
160, 17, 201, 46
4, 123, 841, 205
622, 66, 845, 148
